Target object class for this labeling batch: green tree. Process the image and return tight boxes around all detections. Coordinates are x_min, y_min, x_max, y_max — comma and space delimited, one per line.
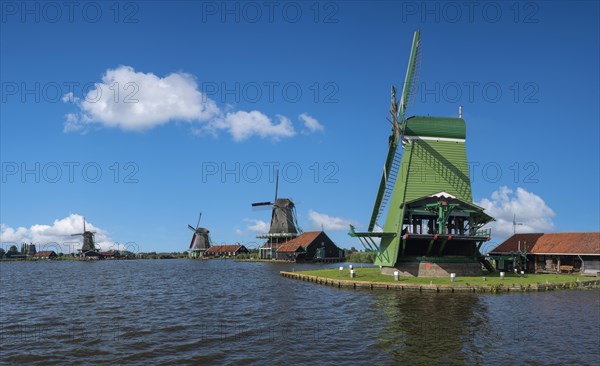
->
6, 245, 18, 258
0, 248, 5, 258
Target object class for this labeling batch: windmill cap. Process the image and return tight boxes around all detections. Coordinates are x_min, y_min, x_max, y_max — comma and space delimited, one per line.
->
404, 116, 466, 139
275, 198, 294, 207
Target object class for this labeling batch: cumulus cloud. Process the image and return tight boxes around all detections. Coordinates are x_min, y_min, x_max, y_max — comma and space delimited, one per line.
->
477, 186, 555, 241
64, 66, 324, 141
244, 219, 270, 233
64, 66, 219, 132
0, 214, 125, 253
202, 111, 296, 142
299, 113, 324, 133
62, 92, 78, 103
308, 210, 356, 231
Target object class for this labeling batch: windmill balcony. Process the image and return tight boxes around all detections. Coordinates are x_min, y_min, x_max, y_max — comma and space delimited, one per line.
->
402, 226, 491, 240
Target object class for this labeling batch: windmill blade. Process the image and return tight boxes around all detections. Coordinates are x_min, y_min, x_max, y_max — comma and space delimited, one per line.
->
274, 169, 279, 202
367, 30, 421, 232
252, 201, 273, 207
71, 233, 83, 236
367, 103, 406, 234
188, 225, 197, 232
189, 233, 197, 250
398, 30, 421, 140
195, 212, 202, 230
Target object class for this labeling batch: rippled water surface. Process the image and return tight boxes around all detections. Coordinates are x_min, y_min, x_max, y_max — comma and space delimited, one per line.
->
1, 260, 599, 365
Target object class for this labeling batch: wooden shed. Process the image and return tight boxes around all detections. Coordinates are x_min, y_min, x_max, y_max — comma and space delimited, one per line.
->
275, 243, 306, 261
33, 251, 57, 259
489, 233, 600, 275
275, 231, 344, 262
205, 244, 249, 257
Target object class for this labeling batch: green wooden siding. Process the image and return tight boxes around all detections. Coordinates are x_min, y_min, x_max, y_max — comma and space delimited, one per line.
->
401, 140, 472, 202
375, 117, 473, 267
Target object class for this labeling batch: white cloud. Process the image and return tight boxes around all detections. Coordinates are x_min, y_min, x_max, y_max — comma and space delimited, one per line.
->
308, 210, 356, 231
63, 66, 326, 142
0, 214, 124, 253
477, 186, 555, 241
64, 65, 219, 132
64, 113, 84, 132
244, 219, 270, 233
62, 92, 78, 103
299, 113, 324, 133
203, 111, 296, 141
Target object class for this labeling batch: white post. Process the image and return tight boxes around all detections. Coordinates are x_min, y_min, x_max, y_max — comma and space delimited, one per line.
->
450, 273, 456, 282
394, 271, 399, 281
339, 266, 344, 275
500, 272, 505, 280
350, 269, 355, 278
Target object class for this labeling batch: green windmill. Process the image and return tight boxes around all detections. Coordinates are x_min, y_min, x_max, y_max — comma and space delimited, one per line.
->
349, 31, 495, 277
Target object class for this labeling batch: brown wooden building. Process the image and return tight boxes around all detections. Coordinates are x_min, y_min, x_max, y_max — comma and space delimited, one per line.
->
205, 244, 249, 257
33, 251, 57, 259
489, 232, 600, 275
274, 231, 344, 262
99, 251, 119, 259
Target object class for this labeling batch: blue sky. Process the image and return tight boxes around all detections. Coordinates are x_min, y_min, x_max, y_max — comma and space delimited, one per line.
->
1, 1, 598, 253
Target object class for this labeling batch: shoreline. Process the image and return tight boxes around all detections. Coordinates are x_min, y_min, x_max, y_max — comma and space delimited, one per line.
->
280, 271, 600, 293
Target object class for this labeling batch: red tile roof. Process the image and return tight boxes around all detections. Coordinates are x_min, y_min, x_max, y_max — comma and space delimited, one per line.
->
206, 244, 244, 254
277, 244, 304, 253
275, 232, 322, 252
33, 251, 56, 257
490, 233, 600, 255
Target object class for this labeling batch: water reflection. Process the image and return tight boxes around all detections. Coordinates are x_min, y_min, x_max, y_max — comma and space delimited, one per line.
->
371, 291, 487, 365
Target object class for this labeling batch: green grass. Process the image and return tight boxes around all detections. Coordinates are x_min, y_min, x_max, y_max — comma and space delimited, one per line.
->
298, 268, 587, 286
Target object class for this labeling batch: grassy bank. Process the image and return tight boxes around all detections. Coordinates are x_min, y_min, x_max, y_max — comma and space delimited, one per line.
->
297, 267, 590, 286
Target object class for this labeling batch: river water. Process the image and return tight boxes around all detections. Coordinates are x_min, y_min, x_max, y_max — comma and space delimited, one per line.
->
1, 260, 598, 365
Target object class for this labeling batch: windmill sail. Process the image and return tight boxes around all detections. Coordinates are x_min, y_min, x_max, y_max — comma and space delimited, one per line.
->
189, 232, 197, 250
368, 30, 421, 232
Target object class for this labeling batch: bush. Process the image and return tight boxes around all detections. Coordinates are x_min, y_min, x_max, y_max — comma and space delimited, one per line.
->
347, 251, 375, 263
236, 253, 260, 260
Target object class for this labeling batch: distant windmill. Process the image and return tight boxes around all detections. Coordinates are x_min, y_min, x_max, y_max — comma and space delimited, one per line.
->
71, 217, 97, 253
252, 170, 301, 259
188, 212, 211, 258
513, 214, 524, 234
251, 170, 301, 235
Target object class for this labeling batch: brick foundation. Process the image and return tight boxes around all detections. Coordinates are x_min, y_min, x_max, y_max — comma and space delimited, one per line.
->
381, 261, 483, 277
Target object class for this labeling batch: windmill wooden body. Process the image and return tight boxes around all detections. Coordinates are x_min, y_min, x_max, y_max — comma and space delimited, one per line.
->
252, 171, 302, 259
71, 217, 97, 257
188, 212, 212, 258
349, 31, 495, 277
